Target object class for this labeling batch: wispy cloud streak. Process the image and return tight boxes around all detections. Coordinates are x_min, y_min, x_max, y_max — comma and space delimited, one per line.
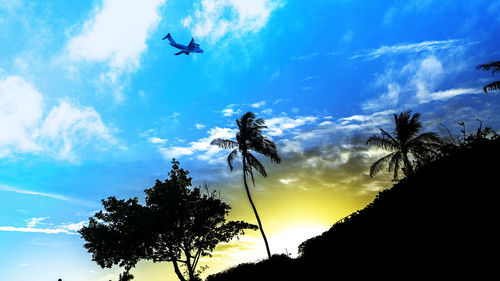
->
0, 226, 75, 234
0, 184, 96, 206
0, 185, 72, 201
352, 39, 462, 59
0, 219, 86, 235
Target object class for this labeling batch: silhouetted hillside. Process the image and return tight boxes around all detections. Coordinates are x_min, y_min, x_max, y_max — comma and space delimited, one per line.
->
207, 134, 500, 281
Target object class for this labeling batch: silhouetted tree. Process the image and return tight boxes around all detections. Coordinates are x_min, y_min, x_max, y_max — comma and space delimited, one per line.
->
366, 111, 441, 180
211, 112, 281, 259
119, 271, 134, 281
477, 61, 500, 93
80, 160, 257, 281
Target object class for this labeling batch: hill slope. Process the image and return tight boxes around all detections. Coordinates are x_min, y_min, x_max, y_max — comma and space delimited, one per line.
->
207, 136, 500, 280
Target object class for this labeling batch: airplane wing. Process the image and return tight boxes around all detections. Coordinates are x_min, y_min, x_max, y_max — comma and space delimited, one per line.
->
174, 51, 184, 55
187, 37, 195, 49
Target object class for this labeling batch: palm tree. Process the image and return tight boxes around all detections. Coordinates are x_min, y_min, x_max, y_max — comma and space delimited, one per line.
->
211, 111, 280, 259
366, 111, 441, 180
477, 61, 500, 93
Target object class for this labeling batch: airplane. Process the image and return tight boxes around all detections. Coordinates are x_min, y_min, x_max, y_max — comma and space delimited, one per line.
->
162, 33, 204, 56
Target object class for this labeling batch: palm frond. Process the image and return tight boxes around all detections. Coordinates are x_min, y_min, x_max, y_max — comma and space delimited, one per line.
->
388, 152, 401, 172
407, 133, 442, 159
366, 135, 398, 151
239, 112, 256, 128
254, 117, 266, 126
246, 153, 267, 177
243, 157, 257, 186
227, 149, 239, 170
369, 152, 395, 177
219, 111, 280, 186
483, 81, 500, 93
380, 129, 399, 146
408, 112, 422, 136
395, 111, 422, 142
477, 61, 500, 74
248, 137, 281, 163
408, 132, 442, 147
210, 138, 238, 149
388, 152, 402, 180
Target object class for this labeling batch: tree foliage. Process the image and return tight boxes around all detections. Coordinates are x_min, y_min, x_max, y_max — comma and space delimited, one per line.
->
477, 60, 500, 93
366, 111, 442, 180
211, 111, 281, 184
79, 160, 257, 281
211, 111, 280, 259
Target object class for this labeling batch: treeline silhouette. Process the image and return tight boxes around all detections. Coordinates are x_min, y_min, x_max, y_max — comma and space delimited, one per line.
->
206, 124, 500, 281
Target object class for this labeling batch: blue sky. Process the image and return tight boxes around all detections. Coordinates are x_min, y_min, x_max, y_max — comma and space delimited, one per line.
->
1, 0, 500, 280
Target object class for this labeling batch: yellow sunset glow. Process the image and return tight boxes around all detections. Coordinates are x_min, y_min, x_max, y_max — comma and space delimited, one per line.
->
129, 172, 389, 280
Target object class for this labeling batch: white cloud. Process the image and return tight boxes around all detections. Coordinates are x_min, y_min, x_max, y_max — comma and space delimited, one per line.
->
288, 110, 394, 148
352, 39, 461, 60
265, 116, 318, 136
67, 0, 165, 71
279, 139, 303, 155
149, 137, 168, 144
0, 185, 96, 207
251, 100, 266, 108
182, 0, 282, 42
26, 217, 49, 228
0, 226, 76, 234
300, 76, 318, 82
39, 100, 115, 161
0, 75, 115, 160
362, 83, 401, 111
64, 0, 166, 102
0, 185, 73, 201
362, 52, 480, 111
159, 146, 194, 158
420, 87, 481, 103
336, 110, 394, 132
274, 99, 288, 104
59, 221, 87, 232
0, 218, 87, 235
261, 108, 273, 114
0, 76, 43, 155
279, 178, 297, 185
410, 55, 444, 102
222, 107, 241, 117
195, 123, 206, 129
158, 127, 238, 163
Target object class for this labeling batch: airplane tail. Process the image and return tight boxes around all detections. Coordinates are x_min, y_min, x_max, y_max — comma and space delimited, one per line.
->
162, 33, 176, 44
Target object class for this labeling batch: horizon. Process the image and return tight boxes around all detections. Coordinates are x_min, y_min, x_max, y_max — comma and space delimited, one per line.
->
1, 0, 500, 280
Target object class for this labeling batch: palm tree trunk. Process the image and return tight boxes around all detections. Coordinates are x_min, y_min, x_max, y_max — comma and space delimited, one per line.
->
242, 157, 272, 259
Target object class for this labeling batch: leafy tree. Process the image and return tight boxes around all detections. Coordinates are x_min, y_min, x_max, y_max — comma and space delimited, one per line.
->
366, 111, 441, 180
80, 160, 257, 281
477, 61, 500, 93
211, 111, 281, 259
440, 120, 499, 157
